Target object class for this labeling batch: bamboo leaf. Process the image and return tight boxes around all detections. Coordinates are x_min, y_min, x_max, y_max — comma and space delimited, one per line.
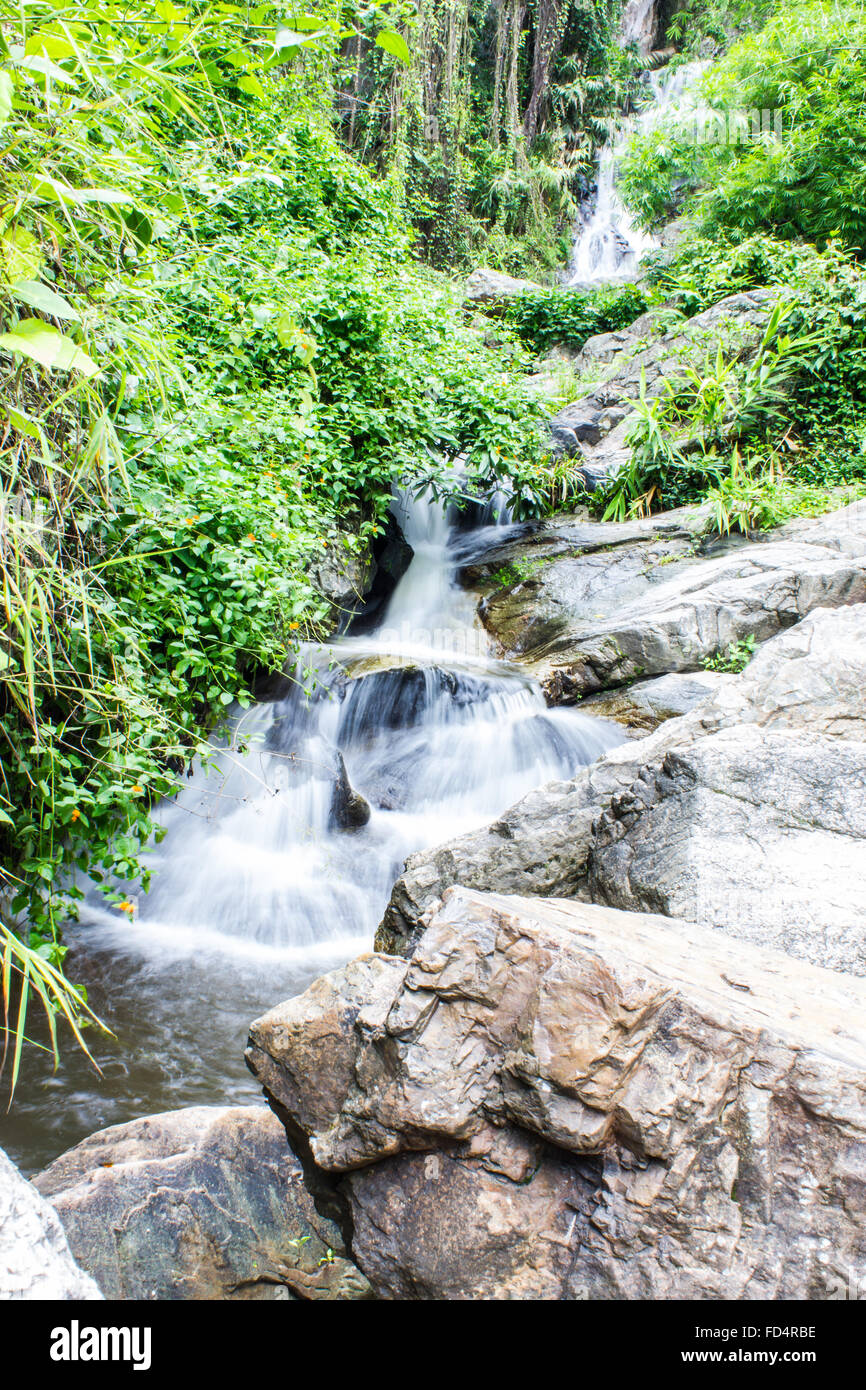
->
0, 319, 99, 376
9, 279, 80, 321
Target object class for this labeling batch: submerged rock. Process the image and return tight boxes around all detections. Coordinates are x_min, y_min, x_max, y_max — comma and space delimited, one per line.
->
248, 887, 866, 1300
34, 1106, 372, 1301
1, 1145, 102, 1300
380, 603, 866, 974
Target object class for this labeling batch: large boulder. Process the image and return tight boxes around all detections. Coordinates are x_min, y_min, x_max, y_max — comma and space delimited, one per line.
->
379, 603, 866, 975
247, 887, 866, 1300
1, 1145, 102, 1300
476, 499, 866, 702
34, 1106, 372, 1301
465, 266, 544, 307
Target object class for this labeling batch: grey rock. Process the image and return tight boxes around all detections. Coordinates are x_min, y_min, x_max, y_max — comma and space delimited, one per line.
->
330, 750, 371, 830
588, 722, 866, 975
308, 535, 374, 627
249, 887, 866, 1300
35, 1106, 372, 1301
1, 1145, 102, 1300
580, 669, 736, 733
465, 267, 544, 307
479, 500, 866, 703
547, 288, 777, 482
379, 602, 866, 971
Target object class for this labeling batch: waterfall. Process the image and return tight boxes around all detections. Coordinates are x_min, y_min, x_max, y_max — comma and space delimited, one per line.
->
106, 485, 620, 956
567, 63, 704, 287
0, 485, 625, 1170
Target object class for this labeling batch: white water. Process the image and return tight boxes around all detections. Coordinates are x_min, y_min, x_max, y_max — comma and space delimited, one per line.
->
4, 486, 625, 1171
84, 487, 620, 962
567, 63, 703, 286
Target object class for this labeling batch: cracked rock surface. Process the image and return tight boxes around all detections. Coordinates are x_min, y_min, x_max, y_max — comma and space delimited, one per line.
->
247, 886, 866, 1300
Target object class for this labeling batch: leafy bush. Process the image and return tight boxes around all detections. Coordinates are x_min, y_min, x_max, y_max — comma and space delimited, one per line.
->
0, 2, 546, 1071
620, 1, 866, 255
504, 283, 650, 352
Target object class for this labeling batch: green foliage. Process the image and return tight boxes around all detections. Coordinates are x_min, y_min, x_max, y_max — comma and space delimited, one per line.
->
504, 283, 649, 351
702, 632, 756, 672
641, 232, 810, 316
600, 302, 817, 519
620, 1, 866, 255
0, 0, 544, 1068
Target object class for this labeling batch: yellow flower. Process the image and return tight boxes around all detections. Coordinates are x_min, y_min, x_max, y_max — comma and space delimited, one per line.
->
289, 621, 300, 630
131, 785, 143, 794
119, 901, 135, 915
70, 808, 81, 822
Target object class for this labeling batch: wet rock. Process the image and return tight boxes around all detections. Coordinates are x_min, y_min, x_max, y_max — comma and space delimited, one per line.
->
478, 499, 866, 702
308, 533, 375, 629
379, 603, 866, 972
248, 887, 866, 1300
347, 512, 414, 634
580, 669, 735, 733
465, 267, 544, 307
330, 750, 371, 829
35, 1106, 372, 1301
337, 665, 496, 744
1, 1145, 102, 1300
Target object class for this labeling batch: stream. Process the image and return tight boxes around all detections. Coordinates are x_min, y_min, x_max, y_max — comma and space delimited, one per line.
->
1, 487, 622, 1174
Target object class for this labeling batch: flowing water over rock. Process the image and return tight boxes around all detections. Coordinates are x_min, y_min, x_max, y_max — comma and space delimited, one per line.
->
1, 488, 621, 1173
567, 63, 702, 285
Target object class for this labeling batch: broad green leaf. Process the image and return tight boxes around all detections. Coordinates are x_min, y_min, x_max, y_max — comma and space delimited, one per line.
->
0, 319, 98, 376
10, 279, 80, 321
1, 226, 41, 282
32, 176, 134, 208
375, 30, 410, 65
122, 206, 153, 247
24, 34, 76, 61
294, 14, 330, 31
238, 72, 266, 100
0, 71, 13, 130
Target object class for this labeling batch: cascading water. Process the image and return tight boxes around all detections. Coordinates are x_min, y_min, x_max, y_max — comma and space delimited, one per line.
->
567, 63, 703, 286
0, 486, 623, 1172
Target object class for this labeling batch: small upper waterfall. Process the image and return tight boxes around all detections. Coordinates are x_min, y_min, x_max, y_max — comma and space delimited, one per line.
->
567, 63, 703, 286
